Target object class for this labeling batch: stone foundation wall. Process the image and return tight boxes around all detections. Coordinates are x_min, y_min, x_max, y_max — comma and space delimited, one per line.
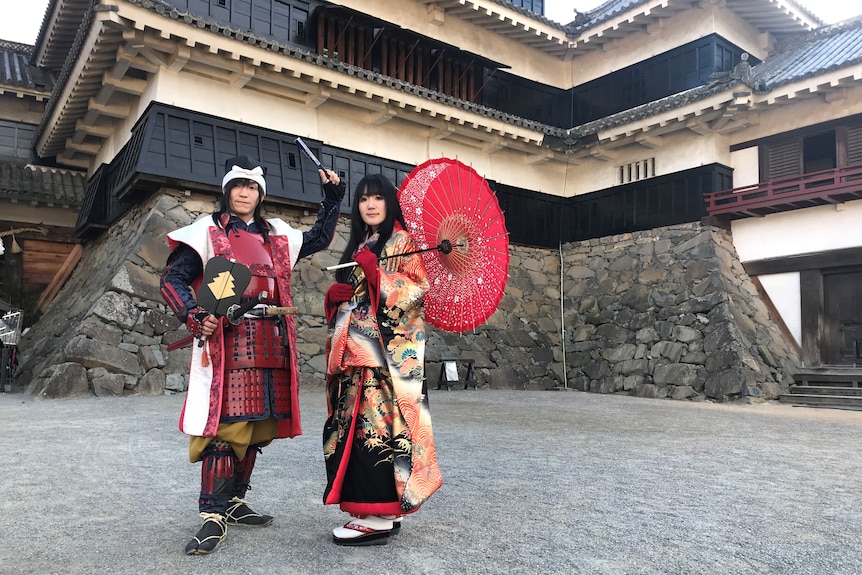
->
15, 189, 799, 402
560, 223, 800, 401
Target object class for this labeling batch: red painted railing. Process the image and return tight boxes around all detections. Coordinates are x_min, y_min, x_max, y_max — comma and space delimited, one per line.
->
705, 163, 862, 218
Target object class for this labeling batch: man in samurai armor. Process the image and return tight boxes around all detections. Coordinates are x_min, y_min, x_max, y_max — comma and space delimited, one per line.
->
160, 155, 345, 555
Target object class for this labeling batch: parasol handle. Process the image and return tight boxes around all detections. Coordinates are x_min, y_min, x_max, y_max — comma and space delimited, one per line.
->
322, 240, 456, 272
324, 261, 363, 271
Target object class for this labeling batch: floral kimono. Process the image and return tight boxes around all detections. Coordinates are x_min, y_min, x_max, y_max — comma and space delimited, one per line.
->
323, 227, 442, 516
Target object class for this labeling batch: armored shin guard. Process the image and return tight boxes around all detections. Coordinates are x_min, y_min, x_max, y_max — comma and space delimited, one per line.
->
232, 444, 261, 499
226, 444, 273, 527
186, 441, 235, 555
199, 440, 236, 513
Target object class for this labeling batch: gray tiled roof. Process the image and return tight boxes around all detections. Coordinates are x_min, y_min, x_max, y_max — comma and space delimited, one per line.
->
569, 0, 643, 30
0, 40, 52, 92
488, 0, 568, 30
0, 161, 86, 207
566, 0, 824, 34
26, 0, 862, 152
552, 15, 862, 142
750, 16, 862, 90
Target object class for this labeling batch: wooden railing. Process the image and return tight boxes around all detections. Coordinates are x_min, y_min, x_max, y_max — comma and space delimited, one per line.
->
705, 163, 862, 218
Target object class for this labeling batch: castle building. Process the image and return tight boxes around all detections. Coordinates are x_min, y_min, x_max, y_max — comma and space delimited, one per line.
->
3, 0, 860, 403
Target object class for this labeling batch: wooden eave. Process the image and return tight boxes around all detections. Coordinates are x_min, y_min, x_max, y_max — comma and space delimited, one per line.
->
568, 63, 862, 160
407, 0, 819, 62
758, 65, 862, 107
38, 0, 561, 171
567, 91, 736, 162
570, 0, 689, 55
0, 85, 51, 102
408, 0, 822, 59
569, 0, 819, 56
722, 0, 821, 35
412, 0, 573, 58
32, 0, 93, 70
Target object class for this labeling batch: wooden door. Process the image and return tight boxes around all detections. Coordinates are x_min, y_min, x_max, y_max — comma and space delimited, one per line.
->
823, 271, 862, 364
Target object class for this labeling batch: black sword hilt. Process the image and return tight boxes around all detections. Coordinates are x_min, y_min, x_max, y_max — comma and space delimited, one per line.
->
226, 291, 268, 325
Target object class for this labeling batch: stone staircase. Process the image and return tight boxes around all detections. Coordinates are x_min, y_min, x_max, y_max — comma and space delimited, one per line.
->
781, 366, 862, 409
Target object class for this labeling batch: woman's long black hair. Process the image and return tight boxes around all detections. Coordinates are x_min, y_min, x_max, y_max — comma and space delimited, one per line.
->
335, 174, 406, 283
212, 178, 271, 242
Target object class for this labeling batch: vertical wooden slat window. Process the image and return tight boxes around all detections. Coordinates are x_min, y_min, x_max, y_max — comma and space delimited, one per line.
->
396, 41, 406, 79
346, 26, 355, 65
315, 11, 488, 104
335, 19, 346, 61
380, 38, 390, 76
317, 13, 325, 59
388, 39, 397, 77
765, 141, 802, 180
326, 16, 336, 59
847, 126, 862, 165
417, 49, 426, 89
355, 28, 366, 66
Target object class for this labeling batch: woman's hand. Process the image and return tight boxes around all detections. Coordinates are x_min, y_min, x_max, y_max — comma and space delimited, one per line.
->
353, 248, 380, 311
353, 248, 379, 282
324, 282, 356, 323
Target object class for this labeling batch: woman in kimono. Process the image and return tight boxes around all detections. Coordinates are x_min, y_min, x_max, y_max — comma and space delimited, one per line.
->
321, 174, 442, 546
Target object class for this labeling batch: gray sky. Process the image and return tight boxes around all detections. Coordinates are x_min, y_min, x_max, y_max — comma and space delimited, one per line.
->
0, 0, 858, 45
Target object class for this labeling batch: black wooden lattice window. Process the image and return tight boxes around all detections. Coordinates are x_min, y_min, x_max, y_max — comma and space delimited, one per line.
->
848, 126, 862, 165
0, 121, 35, 161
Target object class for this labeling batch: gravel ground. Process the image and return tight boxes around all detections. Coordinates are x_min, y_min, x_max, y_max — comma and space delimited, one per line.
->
1, 388, 862, 575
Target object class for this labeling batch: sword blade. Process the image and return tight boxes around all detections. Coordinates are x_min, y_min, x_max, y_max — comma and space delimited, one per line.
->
294, 137, 323, 169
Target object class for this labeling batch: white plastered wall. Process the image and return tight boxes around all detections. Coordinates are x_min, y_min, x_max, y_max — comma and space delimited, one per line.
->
758, 272, 801, 346
729, 85, 862, 147
568, 7, 768, 87
732, 199, 862, 346
733, 200, 862, 262
149, 70, 319, 142
0, 97, 43, 124
559, 130, 726, 194
91, 67, 569, 195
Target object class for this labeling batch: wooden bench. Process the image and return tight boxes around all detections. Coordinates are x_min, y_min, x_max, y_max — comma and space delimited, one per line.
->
436, 358, 477, 390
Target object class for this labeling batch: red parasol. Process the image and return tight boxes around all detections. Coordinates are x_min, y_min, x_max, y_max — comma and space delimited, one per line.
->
398, 158, 510, 332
